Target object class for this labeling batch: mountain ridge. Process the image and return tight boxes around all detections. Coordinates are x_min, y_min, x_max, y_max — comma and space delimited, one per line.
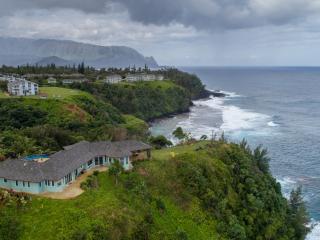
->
0, 37, 158, 68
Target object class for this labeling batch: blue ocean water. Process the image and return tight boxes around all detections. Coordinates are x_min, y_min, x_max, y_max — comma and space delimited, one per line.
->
150, 67, 320, 239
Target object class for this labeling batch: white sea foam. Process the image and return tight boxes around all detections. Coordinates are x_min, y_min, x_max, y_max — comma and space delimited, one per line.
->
194, 96, 270, 133
307, 220, 320, 240
268, 121, 279, 127
208, 89, 242, 98
277, 176, 297, 198
220, 90, 243, 98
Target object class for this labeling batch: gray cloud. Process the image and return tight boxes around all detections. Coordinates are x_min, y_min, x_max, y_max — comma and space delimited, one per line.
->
0, 0, 320, 30
1, 0, 320, 66
116, 0, 320, 30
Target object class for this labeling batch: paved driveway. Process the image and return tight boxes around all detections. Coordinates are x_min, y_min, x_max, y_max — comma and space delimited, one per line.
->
39, 166, 108, 200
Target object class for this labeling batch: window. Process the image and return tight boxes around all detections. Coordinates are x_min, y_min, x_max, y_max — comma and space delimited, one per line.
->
16, 181, 18, 186
23, 181, 25, 187
39, 182, 42, 187
58, 181, 61, 186
28, 182, 30, 187
88, 160, 93, 166
52, 181, 54, 186
4, 179, 7, 183
126, 158, 129, 165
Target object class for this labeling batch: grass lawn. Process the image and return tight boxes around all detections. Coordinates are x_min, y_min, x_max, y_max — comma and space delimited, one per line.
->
0, 87, 90, 100
152, 141, 209, 161
0, 90, 8, 98
38, 87, 90, 100
118, 80, 177, 90
19, 174, 124, 240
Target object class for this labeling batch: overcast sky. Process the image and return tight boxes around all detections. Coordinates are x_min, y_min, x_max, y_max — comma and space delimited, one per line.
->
1, 0, 320, 66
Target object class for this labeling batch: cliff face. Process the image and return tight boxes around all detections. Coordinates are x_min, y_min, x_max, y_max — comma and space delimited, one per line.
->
0, 37, 158, 68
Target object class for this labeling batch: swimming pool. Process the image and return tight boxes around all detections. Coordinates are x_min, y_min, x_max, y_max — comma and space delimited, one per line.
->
25, 154, 49, 161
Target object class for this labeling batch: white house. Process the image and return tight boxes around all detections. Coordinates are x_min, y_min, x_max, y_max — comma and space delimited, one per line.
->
47, 77, 57, 84
0, 140, 151, 194
0, 75, 17, 82
62, 78, 88, 85
125, 73, 164, 82
7, 79, 39, 96
105, 74, 123, 84
156, 75, 164, 81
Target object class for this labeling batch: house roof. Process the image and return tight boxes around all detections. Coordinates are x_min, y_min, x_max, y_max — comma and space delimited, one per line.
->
0, 140, 151, 182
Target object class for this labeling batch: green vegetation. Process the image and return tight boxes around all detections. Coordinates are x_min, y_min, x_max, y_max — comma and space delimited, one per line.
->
164, 68, 208, 99
0, 88, 148, 159
73, 80, 191, 121
149, 135, 173, 149
0, 91, 7, 98
0, 141, 309, 240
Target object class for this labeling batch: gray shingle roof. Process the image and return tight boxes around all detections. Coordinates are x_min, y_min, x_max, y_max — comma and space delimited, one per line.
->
0, 140, 151, 182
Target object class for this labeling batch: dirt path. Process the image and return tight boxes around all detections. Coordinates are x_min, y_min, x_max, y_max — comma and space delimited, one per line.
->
39, 166, 108, 200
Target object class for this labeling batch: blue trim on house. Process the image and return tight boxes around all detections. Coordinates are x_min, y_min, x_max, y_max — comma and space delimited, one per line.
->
0, 156, 131, 194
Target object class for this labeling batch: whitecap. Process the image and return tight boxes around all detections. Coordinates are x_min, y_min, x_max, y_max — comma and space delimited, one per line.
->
221, 105, 269, 132
193, 95, 273, 136
221, 90, 243, 98
277, 176, 297, 198
307, 220, 320, 240
268, 121, 279, 127
207, 89, 242, 98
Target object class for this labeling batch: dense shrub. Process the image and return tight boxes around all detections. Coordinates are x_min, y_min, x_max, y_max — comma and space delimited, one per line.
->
0, 99, 47, 130
72, 81, 191, 121
149, 135, 172, 149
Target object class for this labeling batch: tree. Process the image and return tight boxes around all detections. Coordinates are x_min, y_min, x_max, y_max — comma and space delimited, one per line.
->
200, 135, 208, 140
253, 145, 270, 173
149, 135, 172, 149
172, 127, 186, 140
108, 160, 124, 185
0, 81, 7, 92
78, 62, 85, 74
289, 187, 310, 239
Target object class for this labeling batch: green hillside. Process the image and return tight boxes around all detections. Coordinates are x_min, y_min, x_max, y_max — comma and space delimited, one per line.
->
73, 81, 191, 121
0, 141, 308, 240
0, 87, 148, 159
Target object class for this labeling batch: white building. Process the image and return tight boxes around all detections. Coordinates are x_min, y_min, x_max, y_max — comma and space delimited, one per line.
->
7, 79, 39, 96
105, 74, 123, 84
47, 77, 57, 84
125, 73, 164, 82
0, 75, 17, 82
155, 75, 164, 81
62, 78, 88, 85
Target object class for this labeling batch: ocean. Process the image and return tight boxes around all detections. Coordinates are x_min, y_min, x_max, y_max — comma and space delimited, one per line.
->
150, 67, 320, 239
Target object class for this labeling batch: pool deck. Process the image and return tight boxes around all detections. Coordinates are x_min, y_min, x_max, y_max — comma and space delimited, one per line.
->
39, 166, 108, 200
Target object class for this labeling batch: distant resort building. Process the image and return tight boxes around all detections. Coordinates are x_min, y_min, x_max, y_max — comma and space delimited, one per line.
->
125, 73, 164, 82
23, 74, 55, 79
47, 77, 57, 84
0, 140, 151, 194
104, 73, 164, 84
0, 74, 18, 82
7, 78, 39, 96
62, 78, 89, 85
105, 74, 123, 84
